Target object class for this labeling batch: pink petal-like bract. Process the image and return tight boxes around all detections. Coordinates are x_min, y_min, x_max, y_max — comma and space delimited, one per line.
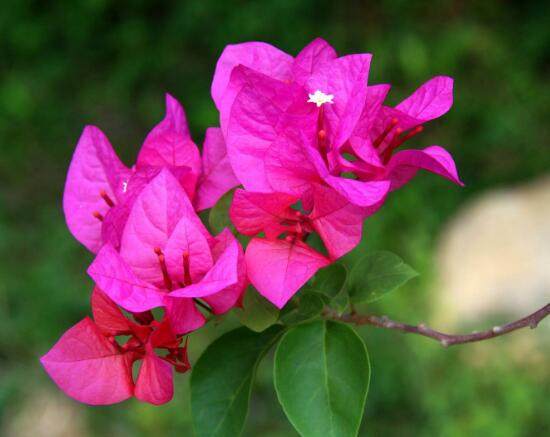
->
40, 317, 134, 405
307, 54, 372, 148
148, 318, 179, 348
100, 166, 193, 250
163, 296, 206, 335
226, 76, 312, 191
169, 239, 239, 299
211, 41, 293, 110
134, 344, 174, 405
120, 169, 209, 284
324, 174, 390, 208
353, 84, 391, 140
245, 238, 330, 308
386, 145, 463, 190
229, 189, 298, 238
309, 184, 367, 260
292, 38, 337, 85
88, 244, 164, 313
203, 229, 247, 314
347, 136, 384, 169
91, 287, 132, 336
396, 76, 453, 122
305, 136, 390, 207
63, 126, 131, 253
195, 128, 239, 211
136, 94, 201, 196
264, 134, 321, 200
164, 215, 214, 284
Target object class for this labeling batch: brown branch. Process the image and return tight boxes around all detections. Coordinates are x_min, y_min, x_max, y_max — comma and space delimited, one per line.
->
324, 303, 550, 347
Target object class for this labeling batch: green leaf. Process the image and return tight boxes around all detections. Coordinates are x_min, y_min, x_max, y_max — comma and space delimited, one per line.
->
208, 190, 235, 235
236, 286, 279, 332
309, 263, 348, 299
349, 251, 418, 304
330, 289, 350, 315
274, 321, 370, 437
191, 326, 284, 437
308, 263, 349, 315
279, 291, 324, 325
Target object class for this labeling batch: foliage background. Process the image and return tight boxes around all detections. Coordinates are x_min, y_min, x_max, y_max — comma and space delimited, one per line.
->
1, 0, 549, 435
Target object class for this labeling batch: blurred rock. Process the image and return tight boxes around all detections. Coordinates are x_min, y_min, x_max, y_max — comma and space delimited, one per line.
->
434, 175, 550, 331
3, 386, 88, 437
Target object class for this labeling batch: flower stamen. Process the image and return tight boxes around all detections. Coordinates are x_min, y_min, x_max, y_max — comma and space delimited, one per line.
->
154, 247, 173, 291
99, 190, 115, 208
317, 129, 328, 155
92, 211, 104, 221
374, 117, 398, 148
392, 125, 424, 149
182, 252, 191, 287
381, 125, 424, 163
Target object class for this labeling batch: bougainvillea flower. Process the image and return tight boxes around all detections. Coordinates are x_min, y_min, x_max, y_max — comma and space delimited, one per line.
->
217, 38, 461, 209
229, 186, 370, 307
40, 288, 190, 405
194, 127, 239, 211
63, 94, 201, 253
224, 66, 390, 208
87, 169, 246, 334
213, 37, 365, 148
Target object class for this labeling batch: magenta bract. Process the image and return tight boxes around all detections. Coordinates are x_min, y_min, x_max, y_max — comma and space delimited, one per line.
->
88, 169, 246, 335
216, 38, 461, 209
63, 94, 201, 253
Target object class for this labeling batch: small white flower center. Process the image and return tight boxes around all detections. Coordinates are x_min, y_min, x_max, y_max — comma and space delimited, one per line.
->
122, 181, 128, 193
307, 90, 334, 107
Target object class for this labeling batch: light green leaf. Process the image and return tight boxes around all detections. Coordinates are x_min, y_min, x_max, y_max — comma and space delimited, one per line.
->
274, 321, 370, 437
208, 190, 235, 235
191, 326, 283, 437
349, 251, 418, 304
236, 286, 279, 332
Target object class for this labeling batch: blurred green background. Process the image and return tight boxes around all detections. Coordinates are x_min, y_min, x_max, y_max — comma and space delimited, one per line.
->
1, 0, 549, 436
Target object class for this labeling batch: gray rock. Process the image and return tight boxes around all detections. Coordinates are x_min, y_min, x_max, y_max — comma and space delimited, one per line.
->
434, 175, 550, 330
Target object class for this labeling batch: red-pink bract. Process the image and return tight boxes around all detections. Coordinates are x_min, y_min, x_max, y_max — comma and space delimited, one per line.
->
40, 289, 190, 405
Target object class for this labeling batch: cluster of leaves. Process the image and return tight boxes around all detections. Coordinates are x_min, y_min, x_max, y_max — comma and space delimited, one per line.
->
191, 217, 418, 437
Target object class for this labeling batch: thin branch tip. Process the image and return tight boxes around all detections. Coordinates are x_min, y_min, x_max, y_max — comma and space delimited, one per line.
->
324, 302, 550, 347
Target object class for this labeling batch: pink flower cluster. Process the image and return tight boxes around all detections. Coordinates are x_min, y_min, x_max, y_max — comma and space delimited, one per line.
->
41, 38, 462, 405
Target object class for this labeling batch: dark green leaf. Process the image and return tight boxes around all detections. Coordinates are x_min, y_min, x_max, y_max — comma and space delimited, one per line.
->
279, 292, 324, 325
309, 263, 348, 299
330, 289, 350, 315
274, 321, 370, 437
191, 326, 284, 437
236, 286, 279, 332
349, 251, 418, 304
